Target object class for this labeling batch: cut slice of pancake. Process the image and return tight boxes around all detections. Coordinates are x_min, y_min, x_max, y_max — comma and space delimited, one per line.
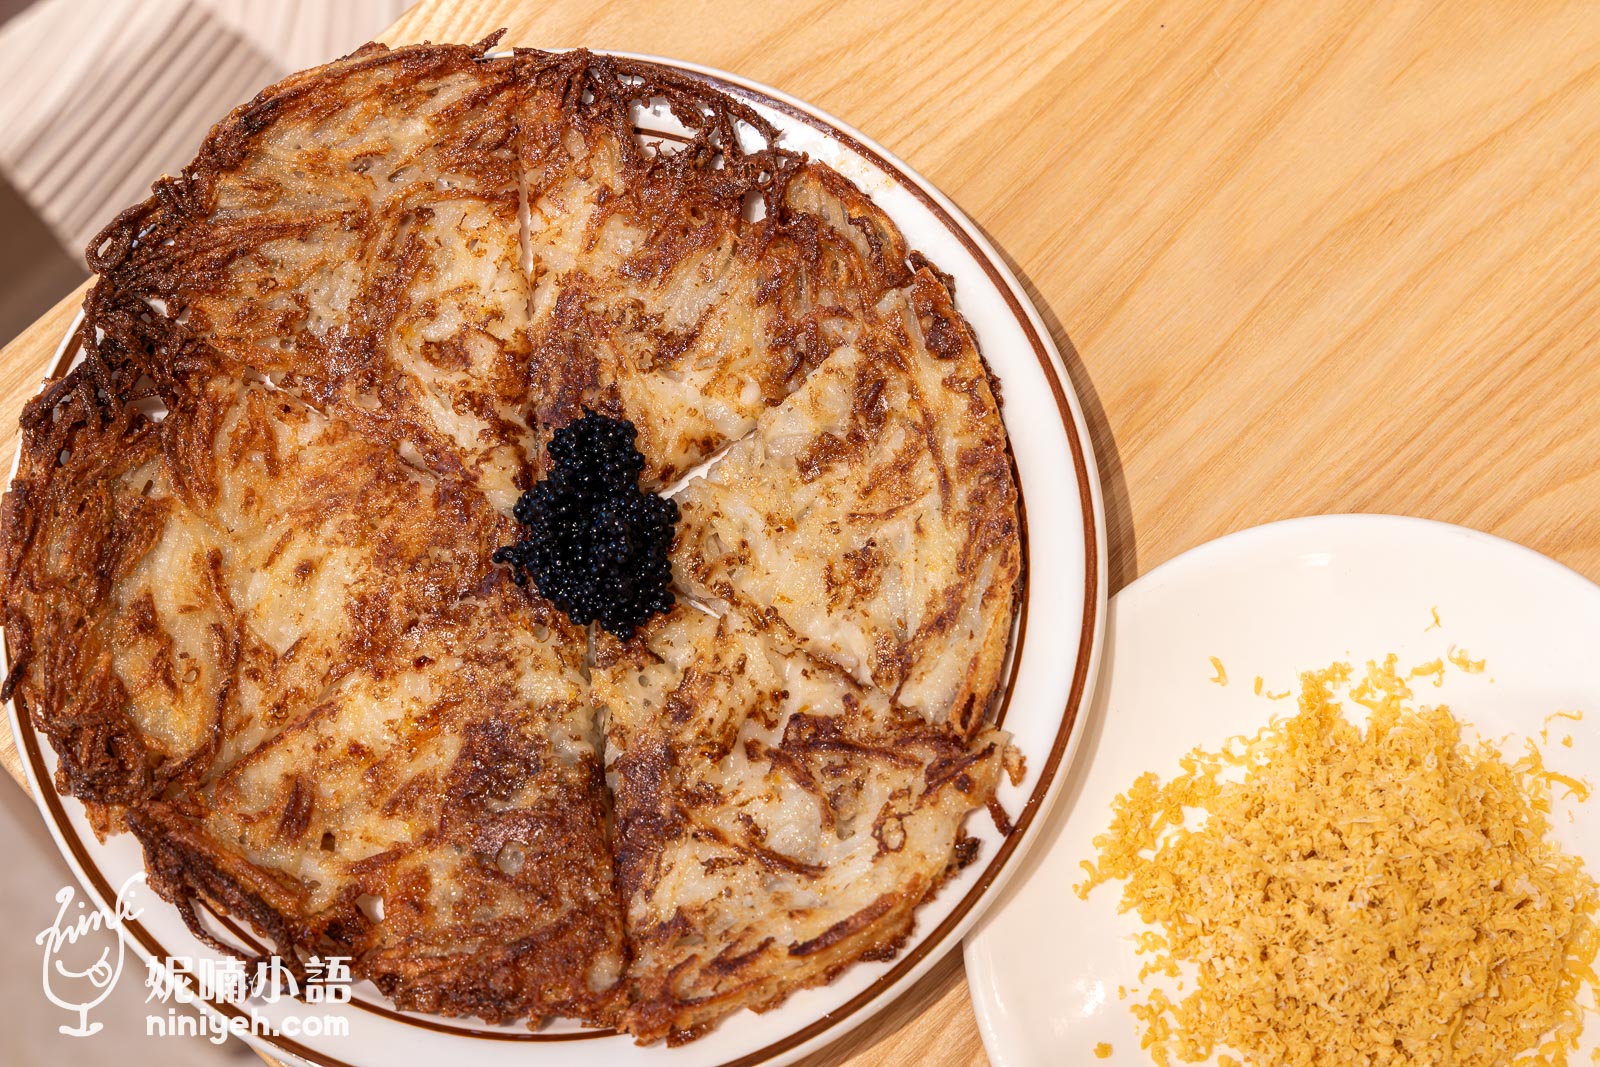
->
517, 53, 911, 487
87, 38, 537, 509
594, 605, 1005, 1043
172, 590, 621, 1022
109, 370, 522, 782
2, 346, 626, 1023
672, 267, 1020, 733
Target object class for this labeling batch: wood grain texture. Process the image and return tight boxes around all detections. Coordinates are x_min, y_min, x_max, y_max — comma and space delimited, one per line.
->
6, 1, 1600, 1063
377, 0, 1600, 589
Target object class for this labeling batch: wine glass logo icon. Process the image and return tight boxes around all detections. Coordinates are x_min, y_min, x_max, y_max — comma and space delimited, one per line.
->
34, 872, 146, 1037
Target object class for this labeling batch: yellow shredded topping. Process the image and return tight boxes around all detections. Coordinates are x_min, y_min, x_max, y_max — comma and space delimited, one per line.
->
1426, 606, 1442, 631
1449, 647, 1486, 673
1095, 1043, 1115, 1059
1210, 657, 1228, 686
1408, 658, 1446, 688
1544, 710, 1586, 746
1077, 659, 1600, 1066
1253, 675, 1292, 701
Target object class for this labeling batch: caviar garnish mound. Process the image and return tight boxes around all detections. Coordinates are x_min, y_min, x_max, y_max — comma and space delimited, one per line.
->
494, 411, 678, 638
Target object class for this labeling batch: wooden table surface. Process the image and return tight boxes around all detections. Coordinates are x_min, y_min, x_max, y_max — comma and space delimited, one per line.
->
5, 1, 1600, 1064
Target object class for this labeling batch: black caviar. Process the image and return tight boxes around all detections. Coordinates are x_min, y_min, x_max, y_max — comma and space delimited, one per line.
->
493, 411, 677, 638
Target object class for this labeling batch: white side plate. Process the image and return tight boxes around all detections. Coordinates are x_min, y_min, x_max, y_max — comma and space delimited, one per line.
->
966, 514, 1600, 1066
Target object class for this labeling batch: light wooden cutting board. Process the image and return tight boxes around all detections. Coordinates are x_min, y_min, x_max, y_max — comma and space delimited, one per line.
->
4, 2, 1599, 1065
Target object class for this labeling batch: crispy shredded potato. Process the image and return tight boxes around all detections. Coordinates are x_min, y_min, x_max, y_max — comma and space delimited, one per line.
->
1078, 656, 1600, 1066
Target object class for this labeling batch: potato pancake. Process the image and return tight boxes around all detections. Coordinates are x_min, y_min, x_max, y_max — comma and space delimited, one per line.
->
0, 37, 1021, 1041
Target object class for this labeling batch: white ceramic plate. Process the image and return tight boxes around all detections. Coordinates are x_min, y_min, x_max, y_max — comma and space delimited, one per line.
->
3, 52, 1107, 1067
965, 514, 1600, 1066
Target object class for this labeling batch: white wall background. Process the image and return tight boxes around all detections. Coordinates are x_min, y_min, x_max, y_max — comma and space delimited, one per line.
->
0, 0, 410, 251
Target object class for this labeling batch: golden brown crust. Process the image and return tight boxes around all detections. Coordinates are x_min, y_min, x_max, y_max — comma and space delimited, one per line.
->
595, 607, 1006, 1044
7, 39, 627, 1027
1, 39, 1021, 1043
898, 269, 1022, 737
515, 57, 909, 488
670, 264, 1021, 735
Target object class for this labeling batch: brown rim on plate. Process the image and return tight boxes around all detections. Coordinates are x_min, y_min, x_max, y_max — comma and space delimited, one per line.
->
5, 57, 1100, 1067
